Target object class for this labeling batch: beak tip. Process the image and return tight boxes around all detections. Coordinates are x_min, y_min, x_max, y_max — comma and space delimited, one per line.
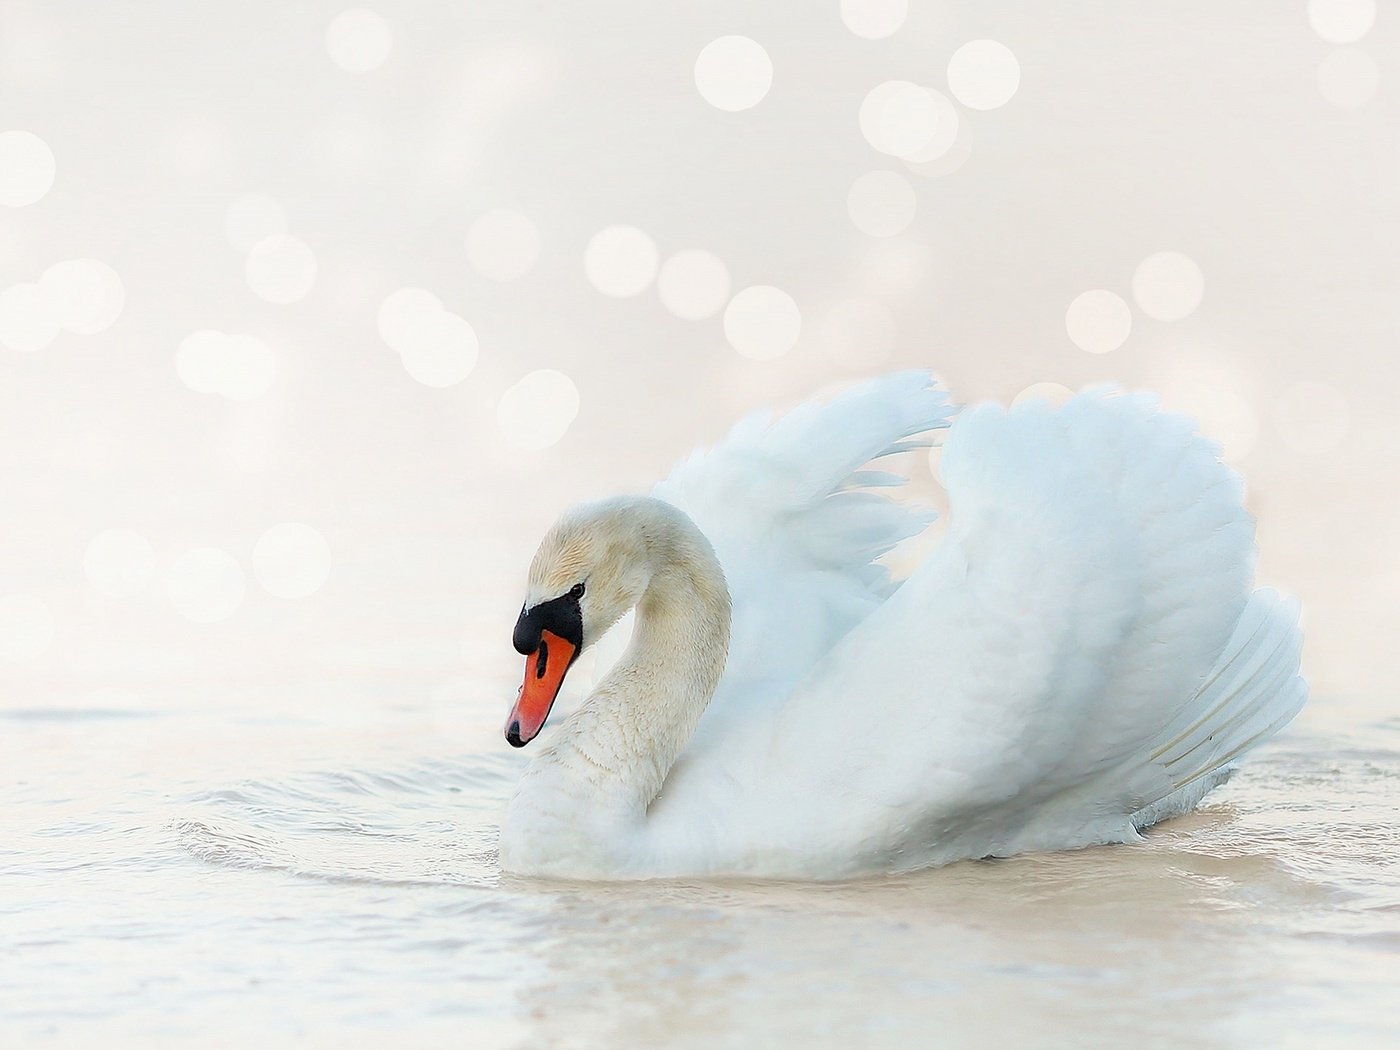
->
505, 720, 527, 748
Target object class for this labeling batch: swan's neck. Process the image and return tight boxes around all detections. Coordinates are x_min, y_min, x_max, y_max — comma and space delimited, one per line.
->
571, 561, 729, 809
504, 501, 730, 870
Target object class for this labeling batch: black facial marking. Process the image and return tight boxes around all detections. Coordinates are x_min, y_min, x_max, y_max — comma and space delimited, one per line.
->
535, 638, 549, 679
513, 586, 585, 656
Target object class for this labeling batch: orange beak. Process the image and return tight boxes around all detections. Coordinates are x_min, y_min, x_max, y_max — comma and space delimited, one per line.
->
505, 629, 577, 747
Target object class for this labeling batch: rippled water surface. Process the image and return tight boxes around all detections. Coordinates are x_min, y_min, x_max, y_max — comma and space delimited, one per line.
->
5, 679, 1399, 1048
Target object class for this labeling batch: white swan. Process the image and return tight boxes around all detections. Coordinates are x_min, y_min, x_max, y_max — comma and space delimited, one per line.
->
498, 373, 1306, 879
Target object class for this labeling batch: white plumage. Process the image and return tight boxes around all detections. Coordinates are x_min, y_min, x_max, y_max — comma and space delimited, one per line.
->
498, 372, 1306, 879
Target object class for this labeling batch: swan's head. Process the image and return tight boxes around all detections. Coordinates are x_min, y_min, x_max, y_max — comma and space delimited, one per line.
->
505, 497, 654, 747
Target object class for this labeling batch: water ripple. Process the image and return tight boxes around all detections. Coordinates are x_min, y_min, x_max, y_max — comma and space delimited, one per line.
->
170, 752, 515, 888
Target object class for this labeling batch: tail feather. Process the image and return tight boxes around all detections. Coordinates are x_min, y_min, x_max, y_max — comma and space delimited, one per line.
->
1128, 588, 1306, 823
1154, 592, 1299, 770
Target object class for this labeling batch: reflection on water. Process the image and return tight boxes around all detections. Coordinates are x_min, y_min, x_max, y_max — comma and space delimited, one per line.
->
5, 699, 1398, 1048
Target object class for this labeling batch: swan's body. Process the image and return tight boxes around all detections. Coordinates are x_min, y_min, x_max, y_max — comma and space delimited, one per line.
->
499, 373, 1306, 880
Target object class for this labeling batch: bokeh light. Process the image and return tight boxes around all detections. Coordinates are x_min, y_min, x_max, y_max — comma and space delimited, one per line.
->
224, 193, 288, 253
245, 235, 317, 304
0, 130, 56, 207
847, 170, 918, 237
1154, 355, 1260, 464
377, 287, 444, 353
39, 259, 125, 334
1275, 380, 1350, 454
693, 36, 772, 112
816, 297, 897, 368
1317, 49, 1378, 108
946, 40, 1021, 111
657, 249, 731, 320
0, 592, 55, 663
466, 209, 541, 281
325, 9, 393, 73
253, 523, 332, 599
1012, 382, 1076, 408
897, 88, 962, 165
584, 225, 658, 298
724, 285, 802, 360
840, 0, 908, 40
84, 529, 156, 598
904, 107, 973, 177
0, 281, 60, 352
860, 81, 944, 159
176, 330, 277, 400
166, 548, 246, 623
1065, 289, 1132, 354
1132, 251, 1204, 321
1307, 0, 1375, 44
399, 310, 478, 388
497, 369, 580, 450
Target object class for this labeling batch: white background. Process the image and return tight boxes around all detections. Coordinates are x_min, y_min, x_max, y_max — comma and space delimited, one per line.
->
1, 1, 1394, 707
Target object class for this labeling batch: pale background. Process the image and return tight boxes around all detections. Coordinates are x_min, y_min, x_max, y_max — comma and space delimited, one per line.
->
3, 5, 1400, 1046
2, 1, 1395, 706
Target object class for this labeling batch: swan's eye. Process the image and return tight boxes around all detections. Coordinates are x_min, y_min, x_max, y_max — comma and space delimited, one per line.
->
568, 582, 585, 600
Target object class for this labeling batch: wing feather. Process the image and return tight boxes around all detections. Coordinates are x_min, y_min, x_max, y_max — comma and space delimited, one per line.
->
652, 371, 955, 757
756, 389, 1305, 870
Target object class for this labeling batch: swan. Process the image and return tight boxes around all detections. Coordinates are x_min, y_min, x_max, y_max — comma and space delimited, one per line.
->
497, 372, 1307, 879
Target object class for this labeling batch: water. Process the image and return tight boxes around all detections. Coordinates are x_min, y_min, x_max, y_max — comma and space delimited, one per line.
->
5, 668, 1399, 1049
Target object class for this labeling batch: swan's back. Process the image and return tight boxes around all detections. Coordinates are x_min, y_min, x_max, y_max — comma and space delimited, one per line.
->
661, 388, 1305, 877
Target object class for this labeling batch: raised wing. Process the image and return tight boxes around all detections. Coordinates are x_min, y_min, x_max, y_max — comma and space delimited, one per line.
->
654, 371, 956, 749
763, 390, 1305, 870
